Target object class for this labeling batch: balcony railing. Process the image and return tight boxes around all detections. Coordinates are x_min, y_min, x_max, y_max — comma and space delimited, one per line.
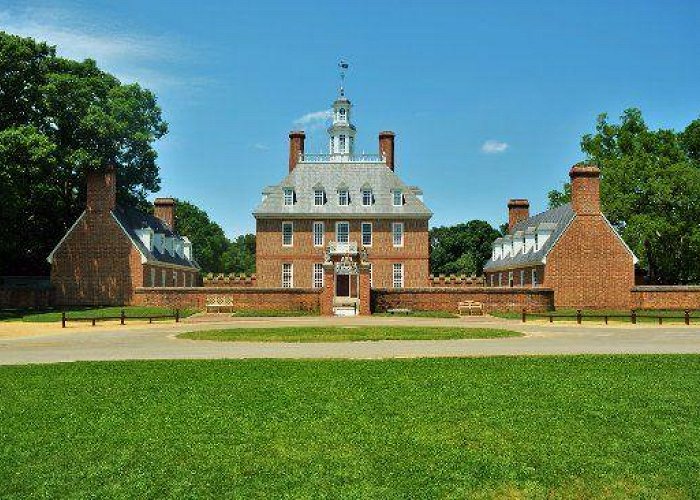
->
327, 241, 358, 255
300, 153, 385, 163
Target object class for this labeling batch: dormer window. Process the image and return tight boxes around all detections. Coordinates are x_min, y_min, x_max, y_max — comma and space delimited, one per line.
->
362, 188, 373, 206
314, 188, 325, 206
283, 188, 294, 206
338, 189, 349, 206
393, 190, 403, 207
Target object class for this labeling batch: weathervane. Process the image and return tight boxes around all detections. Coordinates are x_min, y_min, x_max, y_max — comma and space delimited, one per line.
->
338, 59, 349, 96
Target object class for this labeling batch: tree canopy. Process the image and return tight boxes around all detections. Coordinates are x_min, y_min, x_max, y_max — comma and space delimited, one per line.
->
0, 32, 167, 275
430, 220, 500, 276
548, 109, 700, 284
173, 199, 255, 275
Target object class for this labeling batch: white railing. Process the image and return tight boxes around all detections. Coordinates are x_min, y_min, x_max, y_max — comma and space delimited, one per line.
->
327, 241, 358, 255
300, 153, 385, 163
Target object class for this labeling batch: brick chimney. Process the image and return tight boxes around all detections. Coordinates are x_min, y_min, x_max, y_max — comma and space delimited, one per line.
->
86, 165, 116, 213
569, 163, 601, 215
154, 198, 176, 231
379, 131, 395, 171
507, 199, 530, 232
288, 130, 305, 172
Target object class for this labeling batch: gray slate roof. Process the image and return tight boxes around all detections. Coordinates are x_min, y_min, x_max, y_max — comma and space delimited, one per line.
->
483, 203, 575, 272
253, 162, 432, 219
113, 206, 200, 269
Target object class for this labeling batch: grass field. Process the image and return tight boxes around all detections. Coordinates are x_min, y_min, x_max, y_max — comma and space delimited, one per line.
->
1, 356, 698, 498
178, 326, 519, 342
0, 306, 198, 323
492, 308, 700, 324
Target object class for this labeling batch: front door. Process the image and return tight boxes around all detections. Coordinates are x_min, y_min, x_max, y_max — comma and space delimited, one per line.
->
336, 274, 350, 297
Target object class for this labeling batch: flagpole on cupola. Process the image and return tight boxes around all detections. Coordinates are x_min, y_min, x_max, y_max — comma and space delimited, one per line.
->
338, 59, 349, 97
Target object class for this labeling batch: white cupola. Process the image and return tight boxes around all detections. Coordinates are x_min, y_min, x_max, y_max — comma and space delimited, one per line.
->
328, 60, 356, 160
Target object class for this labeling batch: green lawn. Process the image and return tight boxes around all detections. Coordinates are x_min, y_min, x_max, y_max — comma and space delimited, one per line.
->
230, 309, 319, 317
373, 310, 458, 318
1, 356, 698, 498
492, 308, 700, 324
0, 306, 198, 323
178, 326, 519, 342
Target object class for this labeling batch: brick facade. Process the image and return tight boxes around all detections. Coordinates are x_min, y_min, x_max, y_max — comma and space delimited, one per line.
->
255, 218, 429, 289
372, 287, 554, 313
631, 286, 700, 310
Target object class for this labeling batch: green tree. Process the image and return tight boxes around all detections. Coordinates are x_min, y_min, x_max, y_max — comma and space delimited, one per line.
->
0, 32, 167, 275
173, 200, 229, 274
222, 234, 256, 275
430, 220, 500, 276
548, 109, 700, 283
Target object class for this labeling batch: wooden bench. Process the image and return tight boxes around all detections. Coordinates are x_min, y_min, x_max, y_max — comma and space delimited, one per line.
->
206, 296, 233, 313
458, 301, 483, 316
386, 308, 412, 315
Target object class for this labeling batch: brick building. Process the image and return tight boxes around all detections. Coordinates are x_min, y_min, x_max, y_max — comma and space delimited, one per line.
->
253, 86, 432, 315
483, 164, 637, 309
48, 167, 200, 305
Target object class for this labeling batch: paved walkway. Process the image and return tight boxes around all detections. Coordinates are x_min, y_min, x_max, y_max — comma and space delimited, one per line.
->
1, 314, 699, 365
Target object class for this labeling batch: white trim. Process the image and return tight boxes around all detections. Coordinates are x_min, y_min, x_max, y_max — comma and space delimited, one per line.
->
335, 221, 350, 243
47, 211, 86, 264
392, 222, 404, 247
361, 221, 373, 247
313, 221, 324, 247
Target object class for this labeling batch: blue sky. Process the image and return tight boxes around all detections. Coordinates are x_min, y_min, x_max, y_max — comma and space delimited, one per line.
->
3, 0, 699, 236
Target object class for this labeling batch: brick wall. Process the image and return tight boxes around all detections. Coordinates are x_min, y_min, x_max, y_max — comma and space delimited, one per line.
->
545, 215, 634, 309
256, 218, 429, 288
133, 287, 321, 311
631, 286, 700, 310
0, 288, 53, 309
372, 287, 554, 313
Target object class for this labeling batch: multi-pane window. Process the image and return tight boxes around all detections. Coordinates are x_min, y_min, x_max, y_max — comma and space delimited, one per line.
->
150, 268, 156, 287
498, 273, 503, 287
336, 222, 349, 243
283, 188, 294, 206
508, 271, 514, 288
362, 189, 372, 206
339, 108, 346, 121
313, 221, 324, 247
361, 222, 372, 246
338, 189, 349, 206
339, 135, 346, 152
314, 189, 325, 206
532, 268, 538, 287
313, 263, 324, 289
393, 190, 403, 206
282, 221, 293, 246
392, 222, 404, 247
392, 263, 404, 288
490, 274, 495, 287
282, 263, 293, 288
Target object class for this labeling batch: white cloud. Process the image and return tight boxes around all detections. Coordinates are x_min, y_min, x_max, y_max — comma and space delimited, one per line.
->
0, 7, 200, 92
293, 109, 332, 130
481, 140, 509, 154
252, 143, 269, 151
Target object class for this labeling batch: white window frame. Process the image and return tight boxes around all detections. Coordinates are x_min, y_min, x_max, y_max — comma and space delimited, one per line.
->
173, 271, 178, 287
392, 263, 404, 289
490, 274, 495, 287
532, 268, 538, 287
313, 221, 324, 247
150, 268, 156, 287
361, 222, 372, 247
498, 273, 503, 287
282, 221, 293, 247
161, 269, 166, 287
283, 188, 294, 206
338, 189, 349, 206
282, 263, 293, 288
339, 134, 346, 153
393, 190, 403, 207
336, 221, 350, 244
362, 189, 372, 206
313, 263, 324, 289
508, 271, 514, 288
392, 222, 404, 247
314, 189, 325, 206
520, 270, 525, 287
